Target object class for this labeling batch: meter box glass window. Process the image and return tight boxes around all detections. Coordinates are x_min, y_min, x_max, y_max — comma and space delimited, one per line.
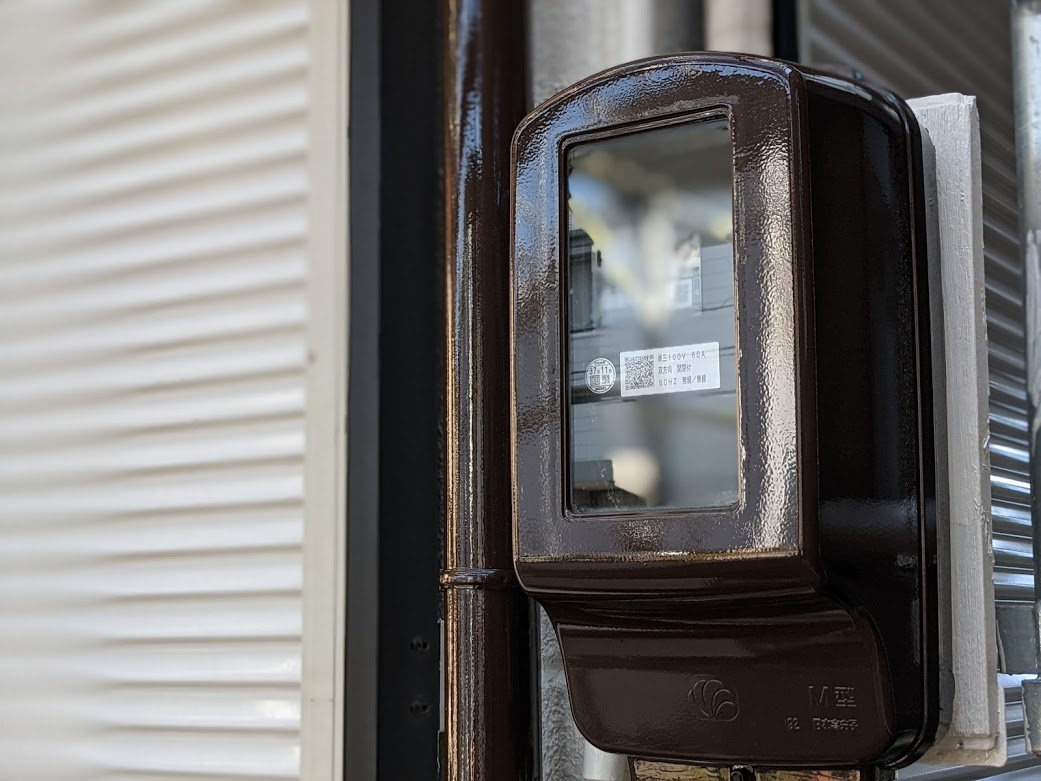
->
566, 118, 738, 513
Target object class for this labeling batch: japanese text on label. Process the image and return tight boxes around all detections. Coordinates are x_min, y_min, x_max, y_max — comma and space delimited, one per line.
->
619, 342, 721, 398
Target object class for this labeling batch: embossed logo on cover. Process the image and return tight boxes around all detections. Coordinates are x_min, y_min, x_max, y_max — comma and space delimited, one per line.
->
689, 678, 739, 721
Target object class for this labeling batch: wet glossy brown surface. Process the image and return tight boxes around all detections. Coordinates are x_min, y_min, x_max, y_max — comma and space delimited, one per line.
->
513, 55, 815, 586
441, 0, 532, 779
803, 68, 940, 765
511, 55, 940, 770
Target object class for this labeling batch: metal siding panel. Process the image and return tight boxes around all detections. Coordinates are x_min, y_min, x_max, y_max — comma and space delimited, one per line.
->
802, 0, 1030, 776
0, 1, 308, 778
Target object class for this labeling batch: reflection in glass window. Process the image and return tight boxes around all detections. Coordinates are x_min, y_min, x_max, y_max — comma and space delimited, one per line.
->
566, 117, 739, 513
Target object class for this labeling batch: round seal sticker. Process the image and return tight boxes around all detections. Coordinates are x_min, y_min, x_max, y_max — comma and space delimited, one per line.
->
585, 357, 616, 395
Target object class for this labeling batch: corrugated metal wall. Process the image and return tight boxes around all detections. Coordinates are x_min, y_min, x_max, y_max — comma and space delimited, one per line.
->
0, 2, 310, 778
801, 1, 1034, 777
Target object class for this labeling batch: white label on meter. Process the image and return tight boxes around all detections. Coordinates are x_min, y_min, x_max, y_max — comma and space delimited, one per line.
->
619, 342, 721, 398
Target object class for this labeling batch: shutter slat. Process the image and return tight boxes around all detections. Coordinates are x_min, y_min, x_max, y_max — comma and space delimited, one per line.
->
2, 168, 306, 254
0, 381, 304, 445
61, 5, 307, 95
68, 1, 228, 53
0, 211, 307, 291
6, 129, 307, 217
5, 87, 307, 179
17, 43, 307, 141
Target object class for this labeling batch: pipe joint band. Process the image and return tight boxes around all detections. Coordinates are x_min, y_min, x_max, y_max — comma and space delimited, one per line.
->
439, 567, 517, 590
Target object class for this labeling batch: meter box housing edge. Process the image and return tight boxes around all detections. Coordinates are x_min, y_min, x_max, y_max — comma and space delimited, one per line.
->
510, 54, 947, 769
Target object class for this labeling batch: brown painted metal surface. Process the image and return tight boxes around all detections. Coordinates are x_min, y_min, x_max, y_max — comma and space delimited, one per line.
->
440, 0, 531, 779
511, 54, 941, 770
512, 56, 816, 587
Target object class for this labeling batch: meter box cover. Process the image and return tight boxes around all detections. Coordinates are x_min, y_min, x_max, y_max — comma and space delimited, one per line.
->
510, 54, 946, 770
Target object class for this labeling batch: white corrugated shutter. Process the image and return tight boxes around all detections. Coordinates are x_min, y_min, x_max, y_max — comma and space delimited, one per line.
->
0, 2, 313, 778
801, 1, 1034, 777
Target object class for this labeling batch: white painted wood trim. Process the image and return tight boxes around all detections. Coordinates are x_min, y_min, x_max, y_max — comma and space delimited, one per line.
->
910, 94, 1005, 768
301, 0, 349, 778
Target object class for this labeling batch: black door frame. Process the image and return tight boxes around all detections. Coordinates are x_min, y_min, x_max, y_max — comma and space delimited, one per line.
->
347, 0, 444, 778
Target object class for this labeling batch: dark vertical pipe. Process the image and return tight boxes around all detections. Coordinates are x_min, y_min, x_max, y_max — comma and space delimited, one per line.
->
440, 1, 531, 780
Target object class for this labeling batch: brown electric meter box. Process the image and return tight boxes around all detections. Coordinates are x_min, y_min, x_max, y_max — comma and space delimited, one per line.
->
510, 54, 950, 770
